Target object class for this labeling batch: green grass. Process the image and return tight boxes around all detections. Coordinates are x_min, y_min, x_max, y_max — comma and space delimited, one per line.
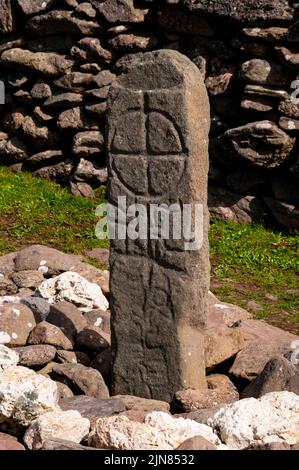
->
0, 166, 108, 255
0, 167, 298, 333
210, 220, 299, 333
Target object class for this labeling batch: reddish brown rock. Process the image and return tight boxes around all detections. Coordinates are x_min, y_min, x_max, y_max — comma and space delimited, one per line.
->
14, 345, 56, 367
51, 363, 109, 399
113, 395, 170, 413
0, 303, 36, 346
59, 395, 125, 427
230, 320, 298, 382
28, 321, 74, 350
47, 301, 87, 339
176, 436, 217, 450
75, 326, 110, 352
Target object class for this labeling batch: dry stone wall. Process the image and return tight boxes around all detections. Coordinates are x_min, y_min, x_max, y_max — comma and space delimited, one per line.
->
0, 0, 298, 229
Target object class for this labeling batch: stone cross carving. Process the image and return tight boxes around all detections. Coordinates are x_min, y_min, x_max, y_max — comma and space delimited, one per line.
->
107, 50, 210, 402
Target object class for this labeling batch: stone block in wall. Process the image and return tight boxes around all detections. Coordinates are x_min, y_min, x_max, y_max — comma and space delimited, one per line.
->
184, 0, 295, 25
0, 0, 16, 34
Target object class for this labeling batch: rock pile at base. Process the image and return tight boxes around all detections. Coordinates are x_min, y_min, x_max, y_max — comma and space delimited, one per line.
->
0, 245, 298, 450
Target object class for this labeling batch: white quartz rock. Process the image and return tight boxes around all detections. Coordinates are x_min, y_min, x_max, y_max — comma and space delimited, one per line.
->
36, 271, 108, 312
90, 411, 221, 450
0, 366, 58, 427
24, 410, 90, 450
207, 391, 299, 449
0, 345, 19, 372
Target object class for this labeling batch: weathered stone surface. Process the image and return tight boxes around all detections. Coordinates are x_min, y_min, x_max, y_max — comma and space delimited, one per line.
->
90, 412, 220, 450
0, 253, 16, 278
50, 363, 109, 399
22, 116, 61, 150
0, 0, 16, 34
43, 92, 83, 109
178, 407, 223, 425
84, 248, 109, 267
229, 319, 298, 382
184, 0, 295, 24
0, 277, 18, 296
205, 69, 235, 96
207, 392, 299, 449
241, 356, 299, 398
26, 10, 102, 36
20, 120, 58, 148
240, 59, 288, 86
24, 409, 90, 450
85, 102, 108, 118
91, 0, 148, 23
36, 272, 109, 312
21, 297, 50, 322
59, 395, 125, 426
242, 27, 288, 43
56, 350, 90, 366
16, 0, 55, 16
0, 137, 28, 161
93, 70, 116, 88
57, 107, 98, 131
14, 345, 56, 367
264, 198, 299, 231
32, 160, 73, 184
176, 435, 217, 450
14, 245, 82, 276
72, 131, 104, 158
91, 348, 111, 382
0, 49, 74, 76
3, 109, 26, 133
114, 395, 170, 413
208, 292, 252, 326
12, 270, 44, 289
71, 37, 113, 64
0, 366, 58, 428
208, 187, 268, 224
31, 82, 52, 101
65, 263, 109, 292
172, 379, 239, 413
0, 345, 19, 372
0, 437, 25, 450
108, 33, 159, 52
41, 438, 97, 450
205, 325, 244, 371
74, 159, 108, 184
279, 117, 299, 133
26, 150, 64, 168
55, 381, 74, 399
47, 301, 87, 339
278, 100, 299, 119
54, 72, 94, 92
275, 46, 299, 68
70, 182, 95, 198
75, 326, 110, 352
108, 50, 210, 402
0, 303, 36, 346
158, 6, 214, 36
75, 2, 97, 18
218, 121, 295, 169
28, 322, 74, 350
246, 441, 291, 450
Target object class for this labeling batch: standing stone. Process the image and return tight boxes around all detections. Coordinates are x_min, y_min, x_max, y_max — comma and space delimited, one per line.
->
107, 50, 210, 402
